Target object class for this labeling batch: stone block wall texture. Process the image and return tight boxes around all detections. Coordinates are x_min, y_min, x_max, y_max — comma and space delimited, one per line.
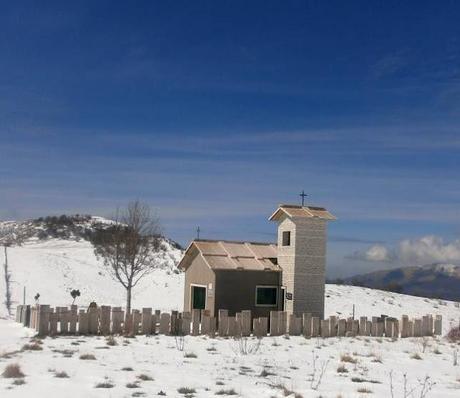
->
277, 216, 327, 318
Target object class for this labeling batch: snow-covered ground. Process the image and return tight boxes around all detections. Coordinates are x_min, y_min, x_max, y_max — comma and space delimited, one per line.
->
0, 239, 184, 317
1, 238, 460, 397
1, 319, 459, 397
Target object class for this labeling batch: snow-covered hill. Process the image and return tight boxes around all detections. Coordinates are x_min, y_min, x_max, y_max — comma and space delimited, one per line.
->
0, 216, 184, 317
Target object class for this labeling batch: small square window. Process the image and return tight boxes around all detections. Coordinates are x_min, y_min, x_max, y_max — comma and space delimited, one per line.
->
282, 231, 291, 246
256, 286, 278, 306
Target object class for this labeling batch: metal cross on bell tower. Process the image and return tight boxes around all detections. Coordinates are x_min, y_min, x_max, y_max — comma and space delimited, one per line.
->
196, 226, 201, 240
299, 190, 308, 206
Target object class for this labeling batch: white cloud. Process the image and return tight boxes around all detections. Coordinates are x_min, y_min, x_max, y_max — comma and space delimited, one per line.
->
347, 244, 393, 262
398, 235, 460, 265
347, 235, 460, 266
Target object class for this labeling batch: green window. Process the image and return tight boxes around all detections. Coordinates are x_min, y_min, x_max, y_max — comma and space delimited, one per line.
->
256, 286, 278, 306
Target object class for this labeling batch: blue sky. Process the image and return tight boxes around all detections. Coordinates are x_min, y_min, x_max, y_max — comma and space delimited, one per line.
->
1, 1, 460, 277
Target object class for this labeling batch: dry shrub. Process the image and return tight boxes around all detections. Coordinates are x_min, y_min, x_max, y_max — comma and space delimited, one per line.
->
2, 364, 25, 379
215, 388, 237, 395
22, 342, 43, 351
337, 364, 348, 373
55, 371, 69, 378
340, 353, 357, 364
137, 373, 153, 381
95, 381, 114, 388
178, 387, 196, 394
79, 353, 96, 360
126, 382, 140, 388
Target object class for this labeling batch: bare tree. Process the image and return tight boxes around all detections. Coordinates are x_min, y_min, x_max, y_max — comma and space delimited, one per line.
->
0, 224, 30, 316
91, 201, 161, 314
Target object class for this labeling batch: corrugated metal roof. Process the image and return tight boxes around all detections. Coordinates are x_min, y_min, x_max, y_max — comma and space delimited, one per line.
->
178, 239, 280, 272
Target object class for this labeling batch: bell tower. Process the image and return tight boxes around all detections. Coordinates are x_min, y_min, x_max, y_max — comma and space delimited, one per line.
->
269, 204, 336, 318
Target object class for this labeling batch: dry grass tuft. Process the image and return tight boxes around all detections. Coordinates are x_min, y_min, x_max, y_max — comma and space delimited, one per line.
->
178, 387, 196, 394
137, 373, 153, 381
79, 353, 96, 360
22, 342, 43, 351
95, 381, 115, 388
215, 388, 237, 395
2, 364, 25, 379
410, 352, 422, 360
126, 382, 140, 388
337, 364, 348, 373
55, 371, 69, 378
340, 353, 358, 364
184, 352, 197, 358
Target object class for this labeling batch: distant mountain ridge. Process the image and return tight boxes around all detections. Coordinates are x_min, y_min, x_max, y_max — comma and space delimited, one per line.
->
341, 263, 460, 302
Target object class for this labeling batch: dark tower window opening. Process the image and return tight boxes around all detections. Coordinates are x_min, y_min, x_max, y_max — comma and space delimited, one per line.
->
282, 231, 291, 246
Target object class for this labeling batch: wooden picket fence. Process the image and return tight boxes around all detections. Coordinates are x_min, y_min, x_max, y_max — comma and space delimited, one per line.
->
15, 305, 442, 338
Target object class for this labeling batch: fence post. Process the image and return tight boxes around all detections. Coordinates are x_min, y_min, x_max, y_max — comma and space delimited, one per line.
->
320, 319, 330, 338
337, 319, 346, 336
400, 315, 409, 338
56, 307, 69, 334
279, 311, 287, 335
132, 310, 141, 335
393, 319, 399, 338
241, 310, 251, 336
181, 311, 191, 335
311, 317, 320, 337
38, 305, 50, 337
270, 311, 279, 336
69, 305, 78, 334
434, 315, 442, 335
191, 309, 200, 335
359, 317, 367, 336
78, 309, 89, 335
141, 308, 152, 335
100, 306, 111, 335
414, 319, 422, 337
159, 313, 170, 335
88, 306, 98, 334
111, 307, 122, 334
329, 316, 338, 337
201, 313, 210, 335
218, 310, 228, 336
227, 317, 237, 336
49, 309, 58, 336
302, 313, 312, 337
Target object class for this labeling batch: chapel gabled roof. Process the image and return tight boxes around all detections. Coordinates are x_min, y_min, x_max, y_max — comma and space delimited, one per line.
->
269, 204, 336, 222
178, 239, 280, 272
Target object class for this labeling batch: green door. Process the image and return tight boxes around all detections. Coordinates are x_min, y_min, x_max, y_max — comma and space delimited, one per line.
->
192, 286, 206, 310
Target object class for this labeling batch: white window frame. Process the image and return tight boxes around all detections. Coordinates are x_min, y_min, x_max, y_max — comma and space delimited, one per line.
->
255, 285, 278, 307
190, 283, 207, 311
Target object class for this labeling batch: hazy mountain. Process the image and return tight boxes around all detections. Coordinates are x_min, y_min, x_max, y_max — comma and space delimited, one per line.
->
341, 263, 460, 301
